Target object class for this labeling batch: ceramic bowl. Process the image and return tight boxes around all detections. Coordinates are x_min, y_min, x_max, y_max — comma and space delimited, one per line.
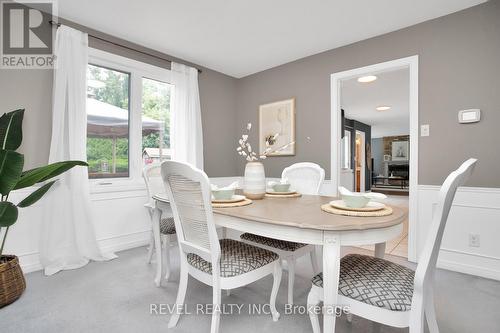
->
272, 183, 291, 192
212, 189, 235, 200
341, 193, 371, 208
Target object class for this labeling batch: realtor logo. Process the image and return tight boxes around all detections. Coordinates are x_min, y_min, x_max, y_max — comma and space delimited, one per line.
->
1, 0, 57, 68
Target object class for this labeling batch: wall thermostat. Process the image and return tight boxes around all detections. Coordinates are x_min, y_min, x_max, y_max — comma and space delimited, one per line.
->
458, 109, 481, 123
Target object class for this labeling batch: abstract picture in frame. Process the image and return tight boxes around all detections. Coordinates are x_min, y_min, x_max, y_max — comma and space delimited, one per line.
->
391, 141, 409, 161
259, 98, 296, 156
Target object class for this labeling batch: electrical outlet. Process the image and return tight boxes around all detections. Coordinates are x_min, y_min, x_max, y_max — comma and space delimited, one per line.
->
469, 234, 480, 248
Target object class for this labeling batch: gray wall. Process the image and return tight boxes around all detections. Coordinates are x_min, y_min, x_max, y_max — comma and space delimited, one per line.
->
0, 19, 239, 177
235, 0, 500, 187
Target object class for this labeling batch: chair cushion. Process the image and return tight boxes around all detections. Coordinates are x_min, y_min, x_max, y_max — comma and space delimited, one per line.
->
240, 233, 307, 252
186, 239, 279, 277
160, 217, 176, 235
311, 254, 415, 312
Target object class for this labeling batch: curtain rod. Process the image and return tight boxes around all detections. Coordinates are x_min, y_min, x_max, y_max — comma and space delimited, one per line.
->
49, 20, 202, 74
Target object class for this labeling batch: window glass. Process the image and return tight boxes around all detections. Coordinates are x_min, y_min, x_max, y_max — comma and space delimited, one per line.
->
86, 64, 130, 178
141, 77, 172, 165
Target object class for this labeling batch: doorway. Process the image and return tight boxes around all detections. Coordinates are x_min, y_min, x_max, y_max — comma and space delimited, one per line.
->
355, 130, 365, 192
331, 56, 418, 261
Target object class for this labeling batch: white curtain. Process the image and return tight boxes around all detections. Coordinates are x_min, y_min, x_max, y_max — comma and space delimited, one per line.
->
171, 62, 204, 169
41, 26, 116, 276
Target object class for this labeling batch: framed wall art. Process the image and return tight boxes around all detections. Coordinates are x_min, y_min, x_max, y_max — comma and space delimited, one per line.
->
258, 98, 295, 156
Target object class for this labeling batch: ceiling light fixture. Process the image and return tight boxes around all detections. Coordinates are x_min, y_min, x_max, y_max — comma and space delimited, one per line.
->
357, 75, 377, 83
376, 106, 391, 111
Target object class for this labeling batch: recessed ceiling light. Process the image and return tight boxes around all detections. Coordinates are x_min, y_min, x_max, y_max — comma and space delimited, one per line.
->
376, 106, 391, 111
357, 75, 377, 83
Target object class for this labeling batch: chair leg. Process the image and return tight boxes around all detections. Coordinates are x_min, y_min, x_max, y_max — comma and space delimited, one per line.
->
287, 258, 296, 305
425, 292, 440, 333
210, 282, 222, 333
163, 235, 171, 281
226, 289, 231, 296
270, 262, 282, 322
310, 248, 319, 274
168, 259, 188, 329
409, 296, 425, 333
307, 289, 321, 333
346, 312, 353, 323
146, 231, 154, 264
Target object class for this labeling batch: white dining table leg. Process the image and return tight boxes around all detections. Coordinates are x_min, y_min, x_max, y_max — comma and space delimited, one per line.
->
152, 205, 163, 287
374, 242, 386, 258
323, 234, 341, 333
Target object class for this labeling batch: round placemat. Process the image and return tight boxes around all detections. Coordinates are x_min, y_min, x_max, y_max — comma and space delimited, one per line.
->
265, 192, 302, 198
321, 204, 393, 217
212, 198, 253, 208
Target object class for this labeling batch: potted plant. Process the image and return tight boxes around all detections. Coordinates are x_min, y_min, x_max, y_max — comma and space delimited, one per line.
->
237, 123, 294, 199
0, 109, 87, 308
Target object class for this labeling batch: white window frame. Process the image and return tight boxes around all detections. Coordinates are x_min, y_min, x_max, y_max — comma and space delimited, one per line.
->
88, 48, 172, 192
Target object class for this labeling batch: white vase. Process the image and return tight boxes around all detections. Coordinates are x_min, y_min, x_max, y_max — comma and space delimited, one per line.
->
243, 161, 266, 200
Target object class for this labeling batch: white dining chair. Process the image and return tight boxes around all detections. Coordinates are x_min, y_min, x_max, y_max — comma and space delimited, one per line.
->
307, 158, 477, 333
241, 162, 325, 304
162, 161, 282, 333
143, 164, 176, 282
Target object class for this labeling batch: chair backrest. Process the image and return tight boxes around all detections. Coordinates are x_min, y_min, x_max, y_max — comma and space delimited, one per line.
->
143, 164, 165, 205
414, 158, 477, 292
161, 161, 221, 265
282, 162, 325, 195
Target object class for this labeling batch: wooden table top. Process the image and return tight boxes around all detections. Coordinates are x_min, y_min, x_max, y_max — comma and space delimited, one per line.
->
154, 193, 405, 232
212, 194, 405, 231
153, 193, 405, 231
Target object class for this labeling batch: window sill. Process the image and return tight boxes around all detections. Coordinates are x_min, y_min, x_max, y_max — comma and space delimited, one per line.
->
90, 180, 146, 195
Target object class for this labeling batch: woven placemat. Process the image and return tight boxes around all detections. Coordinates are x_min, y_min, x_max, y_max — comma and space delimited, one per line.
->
321, 204, 393, 217
265, 192, 302, 198
212, 198, 253, 208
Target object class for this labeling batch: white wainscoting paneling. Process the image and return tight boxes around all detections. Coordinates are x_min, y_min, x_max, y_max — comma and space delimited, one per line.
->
418, 185, 500, 281
4, 185, 152, 273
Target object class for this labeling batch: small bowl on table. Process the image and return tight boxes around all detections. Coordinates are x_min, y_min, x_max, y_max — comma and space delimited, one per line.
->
272, 183, 291, 192
212, 189, 236, 201
341, 193, 371, 208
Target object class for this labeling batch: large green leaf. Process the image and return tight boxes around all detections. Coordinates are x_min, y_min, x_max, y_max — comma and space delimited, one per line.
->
17, 180, 56, 208
0, 109, 24, 150
0, 202, 18, 227
0, 149, 24, 195
14, 160, 87, 190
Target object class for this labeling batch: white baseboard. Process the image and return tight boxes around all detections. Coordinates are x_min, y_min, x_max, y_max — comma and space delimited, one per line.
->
17, 252, 43, 274
437, 249, 500, 281
98, 230, 151, 255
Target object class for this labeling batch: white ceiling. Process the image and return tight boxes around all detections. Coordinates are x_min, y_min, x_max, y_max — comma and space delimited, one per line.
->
341, 68, 409, 138
57, 0, 486, 78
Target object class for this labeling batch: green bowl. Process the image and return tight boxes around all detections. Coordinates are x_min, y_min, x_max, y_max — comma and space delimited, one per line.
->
212, 189, 235, 200
273, 183, 291, 192
341, 193, 370, 208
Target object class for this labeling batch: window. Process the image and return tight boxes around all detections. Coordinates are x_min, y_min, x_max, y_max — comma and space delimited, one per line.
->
87, 48, 172, 185
87, 65, 130, 178
341, 130, 351, 169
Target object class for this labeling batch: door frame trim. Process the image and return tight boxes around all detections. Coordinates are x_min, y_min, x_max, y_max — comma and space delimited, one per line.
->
330, 55, 419, 262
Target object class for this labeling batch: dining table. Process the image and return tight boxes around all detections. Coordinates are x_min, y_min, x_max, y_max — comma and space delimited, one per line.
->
152, 193, 405, 333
